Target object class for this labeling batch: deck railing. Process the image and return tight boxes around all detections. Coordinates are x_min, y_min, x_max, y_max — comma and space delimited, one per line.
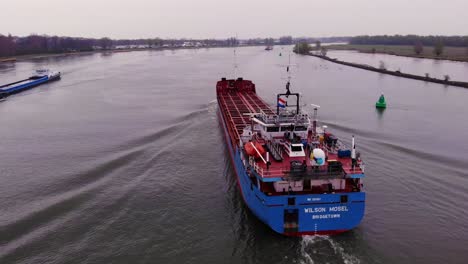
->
255, 111, 310, 125
248, 157, 285, 177
248, 157, 346, 179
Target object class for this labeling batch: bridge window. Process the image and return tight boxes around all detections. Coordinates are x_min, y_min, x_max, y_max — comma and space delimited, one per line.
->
266, 126, 280, 132
291, 145, 303, 152
294, 126, 307, 131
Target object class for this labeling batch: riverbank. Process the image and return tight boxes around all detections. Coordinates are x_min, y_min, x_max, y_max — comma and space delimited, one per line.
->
326, 44, 468, 62
0, 44, 272, 64
0, 51, 100, 63
309, 53, 468, 89
0, 48, 177, 63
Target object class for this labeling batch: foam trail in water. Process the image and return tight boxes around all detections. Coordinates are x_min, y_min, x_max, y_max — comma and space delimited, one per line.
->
300, 235, 361, 264
328, 239, 361, 264
300, 235, 319, 264
207, 99, 218, 119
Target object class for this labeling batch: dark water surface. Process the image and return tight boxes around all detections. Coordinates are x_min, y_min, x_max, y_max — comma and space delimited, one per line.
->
1, 47, 468, 264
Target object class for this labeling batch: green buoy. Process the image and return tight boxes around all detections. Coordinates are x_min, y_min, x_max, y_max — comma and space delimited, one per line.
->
375, 94, 387, 108
279, 52, 282, 56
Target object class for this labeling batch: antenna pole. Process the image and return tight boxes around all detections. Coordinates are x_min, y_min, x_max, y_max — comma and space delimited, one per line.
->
233, 49, 237, 78
310, 104, 320, 137
313, 108, 317, 136
233, 34, 238, 78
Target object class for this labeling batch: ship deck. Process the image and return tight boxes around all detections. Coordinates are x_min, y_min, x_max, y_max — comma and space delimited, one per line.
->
217, 80, 274, 145
217, 78, 364, 181
0, 78, 33, 90
249, 145, 363, 178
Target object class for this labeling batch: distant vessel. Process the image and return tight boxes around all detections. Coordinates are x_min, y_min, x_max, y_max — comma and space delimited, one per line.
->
265, 46, 273, 51
0, 69, 61, 97
0, 58, 16, 63
375, 94, 387, 108
217, 77, 366, 236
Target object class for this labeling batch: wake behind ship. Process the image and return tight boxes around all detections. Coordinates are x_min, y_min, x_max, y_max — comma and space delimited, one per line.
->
216, 77, 366, 236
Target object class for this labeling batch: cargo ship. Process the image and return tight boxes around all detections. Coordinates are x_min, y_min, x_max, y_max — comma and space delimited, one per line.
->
216, 77, 366, 236
0, 69, 61, 98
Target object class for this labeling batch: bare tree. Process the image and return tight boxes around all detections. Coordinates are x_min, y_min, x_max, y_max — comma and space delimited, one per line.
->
0, 34, 16, 57
279, 36, 293, 45
226, 37, 238, 46
146, 39, 154, 48
264, 38, 275, 45
99, 37, 113, 50
465, 39, 468, 55
293, 42, 311, 55
320, 47, 328, 56
379, 61, 387, 70
414, 41, 423, 55
315, 40, 321, 50
434, 39, 444, 56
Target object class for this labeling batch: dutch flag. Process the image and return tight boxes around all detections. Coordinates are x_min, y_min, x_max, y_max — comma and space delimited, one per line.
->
278, 97, 286, 108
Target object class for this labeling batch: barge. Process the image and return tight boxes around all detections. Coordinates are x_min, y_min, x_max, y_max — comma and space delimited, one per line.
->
0, 69, 61, 98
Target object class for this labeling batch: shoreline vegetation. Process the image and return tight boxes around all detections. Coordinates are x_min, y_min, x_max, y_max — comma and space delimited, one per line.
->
292, 40, 468, 88
325, 44, 468, 62
0, 45, 266, 63
0, 33, 349, 64
326, 35, 468, 62
307, 53, 468, 88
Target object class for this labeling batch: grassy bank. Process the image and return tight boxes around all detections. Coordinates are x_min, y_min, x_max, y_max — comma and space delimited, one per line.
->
0, 51, 101, 62
308, 53, 468, 89
326, 44, 468, 62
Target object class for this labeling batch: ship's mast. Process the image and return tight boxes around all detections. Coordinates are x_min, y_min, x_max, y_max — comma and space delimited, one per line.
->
277, 51, 299, 114
311, 104, 320, 136
285, 52, 292, 97
233, 48, 238, 78
233, 34, 239, 78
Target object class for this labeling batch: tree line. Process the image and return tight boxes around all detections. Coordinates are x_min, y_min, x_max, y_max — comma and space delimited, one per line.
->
0, 34, 352, 58
0, 34, 292, 58
350, 35, 468, 47
293, 41, 328, 56
0, 34, 112, 57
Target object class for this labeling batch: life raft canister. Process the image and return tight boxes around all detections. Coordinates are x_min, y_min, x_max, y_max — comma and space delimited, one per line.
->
244, 142, 266, 158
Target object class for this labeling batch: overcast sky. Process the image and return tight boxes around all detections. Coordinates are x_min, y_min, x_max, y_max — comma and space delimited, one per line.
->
1, 0, 467, 39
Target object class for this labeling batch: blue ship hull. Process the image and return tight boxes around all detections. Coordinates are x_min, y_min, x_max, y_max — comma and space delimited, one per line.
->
218, 108, 366, 235
0, 75, 60, 97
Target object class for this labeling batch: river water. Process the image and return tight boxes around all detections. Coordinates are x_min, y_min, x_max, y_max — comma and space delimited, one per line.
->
1, 47, 468, 264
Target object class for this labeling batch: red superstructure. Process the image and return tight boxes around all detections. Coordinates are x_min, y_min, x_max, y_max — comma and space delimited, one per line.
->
217, 77, 364, 195
217, 77, 366, 235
